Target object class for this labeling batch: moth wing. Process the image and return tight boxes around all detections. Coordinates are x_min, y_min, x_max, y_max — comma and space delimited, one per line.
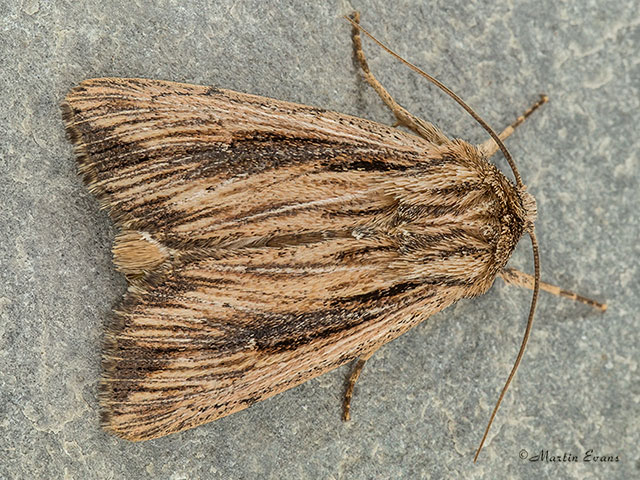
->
104, 246, 446, 440
64, 78, 461, 440
62, 77, 431, 239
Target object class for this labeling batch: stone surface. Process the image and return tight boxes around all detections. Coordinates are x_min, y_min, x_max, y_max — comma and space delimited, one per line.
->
1, 0, 638, 478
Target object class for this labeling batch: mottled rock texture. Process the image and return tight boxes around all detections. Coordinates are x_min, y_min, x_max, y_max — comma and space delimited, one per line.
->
1, 1, 637, 478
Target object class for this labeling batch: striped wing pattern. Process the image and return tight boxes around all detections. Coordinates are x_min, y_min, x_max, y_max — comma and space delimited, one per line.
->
63, 78, 521, 440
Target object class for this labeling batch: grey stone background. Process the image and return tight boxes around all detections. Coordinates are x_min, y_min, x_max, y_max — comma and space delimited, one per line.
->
1, 0, 638, 478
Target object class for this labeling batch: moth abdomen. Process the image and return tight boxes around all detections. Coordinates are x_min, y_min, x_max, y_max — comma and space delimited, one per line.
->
113, 230, 171, 277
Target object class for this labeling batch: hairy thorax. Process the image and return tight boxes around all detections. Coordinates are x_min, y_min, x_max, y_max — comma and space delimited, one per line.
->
367, 139, 536, 299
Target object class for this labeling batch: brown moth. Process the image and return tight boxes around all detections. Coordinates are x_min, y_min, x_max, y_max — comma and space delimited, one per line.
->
62, 13, 604, 458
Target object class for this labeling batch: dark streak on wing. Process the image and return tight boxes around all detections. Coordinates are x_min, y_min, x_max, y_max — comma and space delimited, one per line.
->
62, 78, 525, 441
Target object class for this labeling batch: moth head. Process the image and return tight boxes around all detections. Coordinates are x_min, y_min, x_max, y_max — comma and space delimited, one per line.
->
519, 186, 537, 233
489, 176, 532, 272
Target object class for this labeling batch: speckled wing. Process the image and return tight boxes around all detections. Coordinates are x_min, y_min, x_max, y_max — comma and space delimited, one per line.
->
63, 78, 511, 440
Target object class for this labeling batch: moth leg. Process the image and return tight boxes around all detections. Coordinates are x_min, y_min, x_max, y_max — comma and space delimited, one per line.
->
499, 267, 607, 311
479, 95, 549, 157
349, 12, 449, 145
342, 347, 379, 421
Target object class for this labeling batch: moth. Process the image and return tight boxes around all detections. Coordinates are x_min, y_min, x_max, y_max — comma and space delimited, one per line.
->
62, 13, 604, 459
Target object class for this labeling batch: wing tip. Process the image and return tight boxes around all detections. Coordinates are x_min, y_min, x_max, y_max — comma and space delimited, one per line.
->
61, 95, 102, 190
62, 97, 136, 226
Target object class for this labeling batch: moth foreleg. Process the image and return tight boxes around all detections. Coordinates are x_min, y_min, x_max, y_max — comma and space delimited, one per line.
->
342, 347, 379, 421
349, 12, 449, 145
479, 95, 549, 157
499, 267, 607, 311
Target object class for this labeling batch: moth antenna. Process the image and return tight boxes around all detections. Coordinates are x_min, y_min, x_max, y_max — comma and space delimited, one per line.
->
344, 15, 524, 188
473, 229, 540, 462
